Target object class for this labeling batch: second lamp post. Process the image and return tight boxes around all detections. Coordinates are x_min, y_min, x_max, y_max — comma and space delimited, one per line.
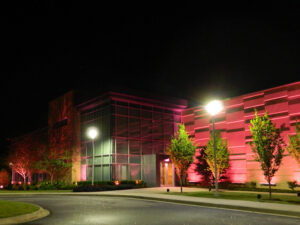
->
205, 100, 223, 196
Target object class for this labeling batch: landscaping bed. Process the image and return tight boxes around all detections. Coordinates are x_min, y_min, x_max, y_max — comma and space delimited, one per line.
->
73, 180, 146, 192
168, 190, 300, 205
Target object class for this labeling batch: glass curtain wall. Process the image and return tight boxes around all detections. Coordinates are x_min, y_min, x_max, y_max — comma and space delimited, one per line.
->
112, 100, 181, 181
80, 102, 112, 181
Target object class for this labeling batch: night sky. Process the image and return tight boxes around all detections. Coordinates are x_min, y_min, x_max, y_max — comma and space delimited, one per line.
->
2, 6, 300, 162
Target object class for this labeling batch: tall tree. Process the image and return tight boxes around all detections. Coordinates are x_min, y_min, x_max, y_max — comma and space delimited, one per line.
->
249, 111, 285, 199
168, 124, 197, 193
8, 135, 37, 187
287, 122, 300, 164
8, 129, 47, 188
204, 130, 229, 183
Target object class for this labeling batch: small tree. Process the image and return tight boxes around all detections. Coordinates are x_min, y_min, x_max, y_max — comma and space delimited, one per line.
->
204, 130, 229, 184
168, 124, 197, 193
8, 136, 37, 188
287, 121, 300, 164
194, 147, 214, 189
249, 111, 285, 199
35, 148, 72, 184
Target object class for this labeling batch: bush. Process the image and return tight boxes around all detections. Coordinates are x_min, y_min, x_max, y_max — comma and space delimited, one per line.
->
35, 181, 75, 190
246, 181, 257, 188
38, 182, 56, 190
73, 180, 146, 192
287, 181, 298, 191
0, 169, 9, 187
77, 181, 114, 186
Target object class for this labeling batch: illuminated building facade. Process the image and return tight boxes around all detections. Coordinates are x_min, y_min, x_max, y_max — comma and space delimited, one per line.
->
10, 81, 300, 188
183, 81, 300, 188
74, 91, 186, 186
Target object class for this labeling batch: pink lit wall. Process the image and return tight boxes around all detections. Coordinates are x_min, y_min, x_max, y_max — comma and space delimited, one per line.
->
182, 81, 300, 188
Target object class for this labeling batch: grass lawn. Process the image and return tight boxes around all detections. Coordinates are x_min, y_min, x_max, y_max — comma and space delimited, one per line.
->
0, 200, 39, 218
0, 189, 72, 194
168, 191, 300, 205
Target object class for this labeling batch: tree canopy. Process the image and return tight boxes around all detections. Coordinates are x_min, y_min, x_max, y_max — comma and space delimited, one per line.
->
287, 122, 300, 164
249, 111, 285, 199
204, 130, 229, 181
168, 123, 197, 192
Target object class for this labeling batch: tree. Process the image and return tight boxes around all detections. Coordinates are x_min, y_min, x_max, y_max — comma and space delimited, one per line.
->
8, 135, 37, 187
204, 130, 229, 184
168, 124, 197, 193
287, 121, 300, 164
34, 148, 72, 184
194, 147, 214, 188
249, 111, 285, 199
8, 129, 47, 188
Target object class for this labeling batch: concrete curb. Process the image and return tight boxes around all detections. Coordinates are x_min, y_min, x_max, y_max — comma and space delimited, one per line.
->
0, 205, 50, 225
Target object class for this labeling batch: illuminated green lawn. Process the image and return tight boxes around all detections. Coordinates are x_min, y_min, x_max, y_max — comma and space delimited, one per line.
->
0, 190, 72, 193
168, 191, 300, 205
0, 200, 39, 218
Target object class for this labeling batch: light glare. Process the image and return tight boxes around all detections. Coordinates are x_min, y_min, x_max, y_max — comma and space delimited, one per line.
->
205, 100, 223, 116
87, 127, 98, 139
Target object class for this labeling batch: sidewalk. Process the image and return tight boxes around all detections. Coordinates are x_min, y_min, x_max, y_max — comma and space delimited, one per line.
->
91, 187, 300, 214
1, 187, 300, 216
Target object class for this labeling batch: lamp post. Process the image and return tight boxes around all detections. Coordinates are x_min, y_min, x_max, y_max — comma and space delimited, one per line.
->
205, 100, 223, 196
87, 127, 98, 186
9, 162, 14, 184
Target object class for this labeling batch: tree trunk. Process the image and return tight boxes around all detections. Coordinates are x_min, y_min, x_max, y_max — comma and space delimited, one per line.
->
50, 174, 54, 184
180, 174, 183, 193
268, 177, 272, 199
23, 175, 27, 190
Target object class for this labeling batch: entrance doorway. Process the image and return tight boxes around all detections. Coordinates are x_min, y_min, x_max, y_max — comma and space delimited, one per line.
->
160, 159, 174, 186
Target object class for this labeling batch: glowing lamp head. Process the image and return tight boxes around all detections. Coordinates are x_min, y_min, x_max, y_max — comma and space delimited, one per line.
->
87, 127, 98, 140
205, 100, 223, 116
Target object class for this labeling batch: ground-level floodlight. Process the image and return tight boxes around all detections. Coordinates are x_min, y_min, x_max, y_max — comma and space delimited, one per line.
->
87, 127, 99, 186
205, 100, 223, 197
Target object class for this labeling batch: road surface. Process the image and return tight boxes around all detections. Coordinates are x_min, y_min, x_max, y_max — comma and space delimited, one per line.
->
1, 195, 300, 225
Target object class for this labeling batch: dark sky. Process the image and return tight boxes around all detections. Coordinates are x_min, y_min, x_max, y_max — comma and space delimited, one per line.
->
2, 6, 300, 153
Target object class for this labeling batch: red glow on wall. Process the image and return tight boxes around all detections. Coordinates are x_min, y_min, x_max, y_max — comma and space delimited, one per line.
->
182, 81, 300, 187
81, 165, 87, 181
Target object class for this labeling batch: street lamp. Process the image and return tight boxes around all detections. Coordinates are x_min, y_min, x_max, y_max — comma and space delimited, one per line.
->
205, 100, 223, 196
87, 127, 99, 186
9, 162, 14, 184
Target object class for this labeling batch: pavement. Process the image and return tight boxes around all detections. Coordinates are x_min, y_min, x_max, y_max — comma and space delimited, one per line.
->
1, 187, 300, 224
4, 195, 300, 225
84, 187, 300, 214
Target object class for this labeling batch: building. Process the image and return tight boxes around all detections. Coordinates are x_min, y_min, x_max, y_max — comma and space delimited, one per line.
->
10, 81, 300, 188
183, 81, 300, 189
49, 90, 187, 186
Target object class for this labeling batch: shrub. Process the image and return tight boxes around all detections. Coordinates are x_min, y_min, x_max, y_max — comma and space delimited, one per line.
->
38, 182, 56, 190
77, 181, 115, 186
0, 169, 9, 187
73, 180, 146, 192
29, 184, 38, 190
287, 181, 298, 191
246, 181, 257, 188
